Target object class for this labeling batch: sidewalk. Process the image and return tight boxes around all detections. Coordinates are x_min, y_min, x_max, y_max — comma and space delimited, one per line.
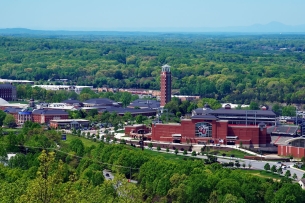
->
193, 144, 265, 157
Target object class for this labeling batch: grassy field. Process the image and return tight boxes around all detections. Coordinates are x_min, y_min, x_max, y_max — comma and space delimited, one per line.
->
208, 148, 252, 159
65, 134, 99, 147
3, 128, 22, 133
238, 169, 285, 181
132, 147, 201, 161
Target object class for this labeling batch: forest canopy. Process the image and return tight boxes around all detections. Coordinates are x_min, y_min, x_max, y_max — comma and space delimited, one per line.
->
1, 34, 305, 104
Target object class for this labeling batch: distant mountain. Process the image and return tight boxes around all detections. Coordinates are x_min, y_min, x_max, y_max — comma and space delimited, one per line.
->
0, 22, 305, 34
212, 22, 305, 33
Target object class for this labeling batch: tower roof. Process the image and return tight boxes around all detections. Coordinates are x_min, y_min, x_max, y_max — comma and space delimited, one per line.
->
162, 64, 171, 72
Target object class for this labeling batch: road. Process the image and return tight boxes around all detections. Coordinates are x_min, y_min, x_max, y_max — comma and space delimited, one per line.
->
151, 147, 305, 180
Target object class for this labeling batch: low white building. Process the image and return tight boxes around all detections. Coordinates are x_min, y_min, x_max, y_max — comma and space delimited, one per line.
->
32, 85, 94, 94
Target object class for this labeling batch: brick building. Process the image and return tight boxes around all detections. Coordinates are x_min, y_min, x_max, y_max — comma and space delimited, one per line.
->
125, 108, 274, 148
32, 109, 69, 124
0, 84, 17, 101
149, 115, 269, 147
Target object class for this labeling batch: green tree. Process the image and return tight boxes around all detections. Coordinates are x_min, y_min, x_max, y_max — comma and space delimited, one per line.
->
69, 139, 85, 156
277, 167, 283, 175
123, 112, 132, 122
264, 163, 270, 172
249, 101, 259, 110
148, 142, 153, 149
272, 184, 305, 203
191, 151, 197, 156
175, 148, 178, 155
198, 98, 221, 109
0, 110, 6, 126
292, 173, 297, 180
282, 105, 296, 116
157, 146, 161, 152
272, 103, 283, 116
183, 150, 187, 155
271, 165, 277, 173
3, 114, 17, 128
135, 115, 143, 124
285, 170, 291, 178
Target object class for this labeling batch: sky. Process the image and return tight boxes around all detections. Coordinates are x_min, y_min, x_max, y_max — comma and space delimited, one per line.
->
1, 0, 305, 31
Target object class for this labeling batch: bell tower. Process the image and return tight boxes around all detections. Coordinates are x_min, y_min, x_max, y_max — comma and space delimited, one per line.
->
160, 64, 171, 107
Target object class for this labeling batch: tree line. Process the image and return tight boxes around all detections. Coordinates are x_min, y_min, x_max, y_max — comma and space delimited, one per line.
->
0, 122, 304, 202
1, 34, 305, 104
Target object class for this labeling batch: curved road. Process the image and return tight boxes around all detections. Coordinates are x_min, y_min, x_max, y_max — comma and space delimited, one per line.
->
152, 147, 305, 180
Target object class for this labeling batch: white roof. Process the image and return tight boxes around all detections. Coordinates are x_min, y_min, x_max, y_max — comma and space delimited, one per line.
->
221, 103, 249, 108
50, 119, 89, 122
0, 98, 9, 105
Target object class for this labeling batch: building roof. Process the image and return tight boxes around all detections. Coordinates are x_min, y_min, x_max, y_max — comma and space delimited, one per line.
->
0, 84, 15, 88
267, 125, 298, 135
0, 79, 34, 83
0, 98, 9, 105
128, 99, 160, 109
61, 99, 82, 104
210, 109, 276, 116
50, 119, 89, 123
83, 98, 117, 105
191, 115, 217, 120
99, 107, 157, 115
3, 107, 23, 113
193, 108, 214, 115
32, 109, 69, 115
299, 178, 305, 184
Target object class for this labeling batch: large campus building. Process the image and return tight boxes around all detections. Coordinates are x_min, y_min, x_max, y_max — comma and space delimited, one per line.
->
126, 106, 274, 148
124, 67, 281, 149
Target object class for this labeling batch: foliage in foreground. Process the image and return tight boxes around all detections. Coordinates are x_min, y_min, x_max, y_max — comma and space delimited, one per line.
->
0, 126, 305, 203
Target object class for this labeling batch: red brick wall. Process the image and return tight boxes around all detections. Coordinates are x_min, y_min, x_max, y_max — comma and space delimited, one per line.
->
32, 114, 69, 124
50, 121, 58, 128
33, 114, 42, 123
152, 124, 181, 142
44, 115, 69, 123
278, 145, 305, 158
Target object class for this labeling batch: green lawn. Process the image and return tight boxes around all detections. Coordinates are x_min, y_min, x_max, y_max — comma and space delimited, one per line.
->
209, 148, 252, 159
9, 101, 29, 104
3, 128, 22, 132
238, 169, 286, 181
132, 147, 201, 161
65, 134, 99, 147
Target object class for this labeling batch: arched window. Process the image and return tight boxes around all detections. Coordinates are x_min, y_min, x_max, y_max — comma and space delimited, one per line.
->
195, 122, 212, 137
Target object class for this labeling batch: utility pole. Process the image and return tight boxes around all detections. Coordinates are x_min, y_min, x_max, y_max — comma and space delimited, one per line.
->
246, 111, 248, 126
